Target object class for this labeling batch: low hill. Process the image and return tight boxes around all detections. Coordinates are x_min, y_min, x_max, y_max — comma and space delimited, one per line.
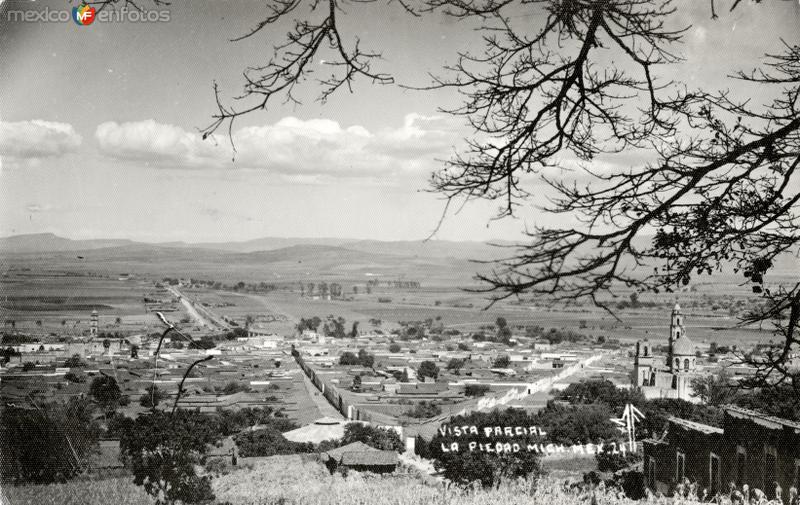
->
0, 233, 511, 261
0, 233, 135, 253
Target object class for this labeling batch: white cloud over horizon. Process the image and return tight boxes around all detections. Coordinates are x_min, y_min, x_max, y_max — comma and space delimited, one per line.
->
0, 120, 82, 159
94, 114, 464, 179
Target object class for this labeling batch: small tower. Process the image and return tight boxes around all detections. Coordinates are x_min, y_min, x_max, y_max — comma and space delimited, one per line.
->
633, 339, 654, 387
668, 302, 685, 371
90, 309, 99, 337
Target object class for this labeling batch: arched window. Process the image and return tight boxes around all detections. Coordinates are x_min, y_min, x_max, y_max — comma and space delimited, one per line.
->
676, 330, 681, 339
675, 358, 679, 367
644, 346, 649, 357
684, 359, 690, 371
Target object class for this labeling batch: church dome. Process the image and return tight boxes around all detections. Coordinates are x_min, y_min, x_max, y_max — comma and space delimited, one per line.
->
672, 335, 695, 355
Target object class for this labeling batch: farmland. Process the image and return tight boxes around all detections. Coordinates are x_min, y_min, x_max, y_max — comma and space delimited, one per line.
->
0, 245, 786, 348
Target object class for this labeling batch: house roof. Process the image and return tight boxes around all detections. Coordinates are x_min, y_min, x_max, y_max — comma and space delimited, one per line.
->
668, 417, 723, 435
340, 451, 398, 466
322, 441, 398, 466
322, 441, 373, 458
724, 406, 800, 431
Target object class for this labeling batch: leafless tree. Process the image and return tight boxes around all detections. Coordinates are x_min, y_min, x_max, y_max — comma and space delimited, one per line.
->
83, 0, 800, 386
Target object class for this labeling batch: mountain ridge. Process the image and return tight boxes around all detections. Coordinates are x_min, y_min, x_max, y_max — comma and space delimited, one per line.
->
0, 233, 510, 260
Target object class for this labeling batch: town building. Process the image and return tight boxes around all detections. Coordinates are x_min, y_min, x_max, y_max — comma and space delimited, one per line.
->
643, 406, 800, 502
320, 441, 399, 474
633, 303, 699, 401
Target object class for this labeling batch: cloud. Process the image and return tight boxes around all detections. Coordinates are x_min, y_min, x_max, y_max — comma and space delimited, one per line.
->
25, 203, 53, 213
94, 114, 464, 179
95, 119, 224, 168
0, 120, 82, 159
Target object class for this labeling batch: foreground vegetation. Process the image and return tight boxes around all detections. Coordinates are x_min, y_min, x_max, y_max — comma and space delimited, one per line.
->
3, 477, 154, 505
214, 455, 617, 505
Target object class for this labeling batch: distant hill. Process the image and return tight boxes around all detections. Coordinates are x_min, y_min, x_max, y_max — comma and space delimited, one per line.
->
159, 237, 509, 260
0, 233, 135, 254
3, 233, 795, 276
0, 233, 511, 261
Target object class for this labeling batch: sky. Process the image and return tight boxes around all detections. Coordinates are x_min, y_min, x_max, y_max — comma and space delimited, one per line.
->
0, 0, 799, 243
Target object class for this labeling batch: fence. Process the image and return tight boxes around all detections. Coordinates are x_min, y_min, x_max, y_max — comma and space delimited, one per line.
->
292, 349, 400, 427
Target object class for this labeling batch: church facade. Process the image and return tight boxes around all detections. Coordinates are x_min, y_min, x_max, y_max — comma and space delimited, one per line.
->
633, 303, 699, 402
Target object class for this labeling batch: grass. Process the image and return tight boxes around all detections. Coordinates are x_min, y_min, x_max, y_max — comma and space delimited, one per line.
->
212, 454, 621, 505
2, 477, 154, 505
3, 454, 756, 505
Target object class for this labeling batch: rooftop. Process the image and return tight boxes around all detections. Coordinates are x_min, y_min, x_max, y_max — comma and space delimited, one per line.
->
668, 416, 723, 435
724, 405, 800, 431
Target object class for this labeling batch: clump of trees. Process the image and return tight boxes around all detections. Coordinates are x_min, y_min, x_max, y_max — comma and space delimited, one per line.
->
339, 349, 375, 367
233, 426, 313, 457
446, 358, 464, 374
220, 381, 251, 395
139, 384, 167, 409
405, 401, 442, 418
64, 371, 86, 383
89, 375, 122, 413
428, 408, 543, 488
0, 397, 99, 484
297, 316, 322, 333
417, 360, 439, 380
338, 422, 404, 452
464, 384, 490, 397
64, 354, 85, 368
119, 410, 218, 505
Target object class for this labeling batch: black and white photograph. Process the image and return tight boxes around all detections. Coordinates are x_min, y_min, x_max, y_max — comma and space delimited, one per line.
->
0, 0, 799, 504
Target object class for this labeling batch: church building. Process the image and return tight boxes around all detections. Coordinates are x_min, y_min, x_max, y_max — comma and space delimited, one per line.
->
633, 303, 699, 402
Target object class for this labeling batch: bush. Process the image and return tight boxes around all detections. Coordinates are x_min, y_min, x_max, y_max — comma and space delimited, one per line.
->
339, 351, 360, 366
139, 385, 167, 409
0, 397, 99, 484
22, 362, 35, 372
405, 401, 442, 418
234, 426, 313, 457
64, 371, 86, 383
493, 355, 511, 368
221, 381, 251, 395
119, 410, 219, 504
215, 407, 295, 436
89, 376, 121, 412
556, 379, 644, 412
465, 384, 491, 397
389, 343, 401, 353
64, 354, 85, 368
446, 358, 464, 372
596, 446, 642, 472
340, 422, 404, 452
532, 403, 619, 446
429, 408, 543, 488
417, 361, 439, 380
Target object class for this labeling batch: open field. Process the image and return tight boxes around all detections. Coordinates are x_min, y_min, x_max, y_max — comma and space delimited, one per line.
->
2, 237, 794, 351
0, 268, 779, 350
0, 271, 177, 337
